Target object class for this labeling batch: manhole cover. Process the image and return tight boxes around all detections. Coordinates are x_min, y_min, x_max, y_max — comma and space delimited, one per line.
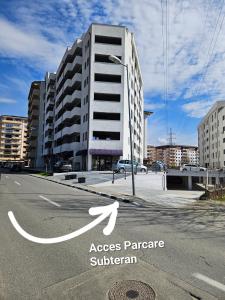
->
108, 280, 155, 300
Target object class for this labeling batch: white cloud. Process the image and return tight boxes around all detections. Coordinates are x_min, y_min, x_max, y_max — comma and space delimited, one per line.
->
0, 18, 65, 70
182, 99, 215, 118
157, 137, 167, 145
2, 0, 225, 121
144, 103, 165, 110
0, 98, 17, 104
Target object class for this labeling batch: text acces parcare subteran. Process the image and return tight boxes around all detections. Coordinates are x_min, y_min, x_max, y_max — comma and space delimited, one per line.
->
89, 240, 165, 267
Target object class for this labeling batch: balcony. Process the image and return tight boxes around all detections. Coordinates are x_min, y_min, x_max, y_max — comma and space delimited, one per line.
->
45, 123, 54, 131
57, 56, 82, 87
62, 90, 81, 106
54, 124, 80, 140
53, 142, 80, 154
46, 111, 54, 121
44, 135, 53, 143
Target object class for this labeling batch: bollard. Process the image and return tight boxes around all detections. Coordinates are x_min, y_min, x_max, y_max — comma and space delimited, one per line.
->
112, 171, 115, 184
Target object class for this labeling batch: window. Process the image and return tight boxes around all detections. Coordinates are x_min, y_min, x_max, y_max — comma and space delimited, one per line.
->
95, 35, 122, 45
95, 54, 122, 63
93, 131, 120, 140
94, 93, 120, 102
95, 73, 121, 83
93, 112, 120, 120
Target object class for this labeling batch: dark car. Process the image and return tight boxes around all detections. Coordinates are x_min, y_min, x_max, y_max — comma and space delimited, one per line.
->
10, 164, 22, 172
150, 161, 167, 172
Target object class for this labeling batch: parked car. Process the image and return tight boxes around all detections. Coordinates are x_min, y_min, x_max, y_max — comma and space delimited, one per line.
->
150, 161, 167, 172
10, 164, 22, 172
180, 164, 206, 172
113, 160, 147, 173
53, 161, 72, 172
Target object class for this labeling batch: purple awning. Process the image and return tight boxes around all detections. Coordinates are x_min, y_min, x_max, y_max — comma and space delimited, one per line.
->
89, 149, 123, 156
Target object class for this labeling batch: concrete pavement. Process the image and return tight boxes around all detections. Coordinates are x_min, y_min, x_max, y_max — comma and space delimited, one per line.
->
0, 172, 225, 299
40, 171, 205, 208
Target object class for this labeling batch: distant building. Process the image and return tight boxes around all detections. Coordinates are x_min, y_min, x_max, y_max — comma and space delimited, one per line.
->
146, 145, 157, 164
198, 101, 225, 169
27, 81, 45, 168
146, 144, 199, 167
0, 115, 27, 162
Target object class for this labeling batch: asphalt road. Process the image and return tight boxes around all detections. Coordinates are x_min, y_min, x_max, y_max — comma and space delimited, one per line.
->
0, 171, 225, 299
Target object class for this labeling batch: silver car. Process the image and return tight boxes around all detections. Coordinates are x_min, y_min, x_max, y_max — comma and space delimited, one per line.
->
180, 164, 206, 172
113, 160, 147, 173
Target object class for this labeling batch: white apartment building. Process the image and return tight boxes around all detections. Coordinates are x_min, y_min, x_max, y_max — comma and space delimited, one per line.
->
51, 23, 144, 171
198, 101, 225, 169
43, 72, 56, 162
27, 81, 45, 168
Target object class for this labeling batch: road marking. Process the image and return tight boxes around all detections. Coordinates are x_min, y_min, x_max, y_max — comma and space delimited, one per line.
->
14, 181, 21, 186
8, 201, 119, 244
39, 195, 61, 207
193, 273, 225, 292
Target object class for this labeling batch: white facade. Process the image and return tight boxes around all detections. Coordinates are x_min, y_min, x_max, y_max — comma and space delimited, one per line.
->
46, 23, 144, 170
198, 101, 225, 169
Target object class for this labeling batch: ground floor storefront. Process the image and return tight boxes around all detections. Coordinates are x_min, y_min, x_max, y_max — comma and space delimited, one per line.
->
91, 155, 120, 171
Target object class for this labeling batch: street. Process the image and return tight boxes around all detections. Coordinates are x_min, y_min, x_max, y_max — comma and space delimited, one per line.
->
0, 171, 225, 299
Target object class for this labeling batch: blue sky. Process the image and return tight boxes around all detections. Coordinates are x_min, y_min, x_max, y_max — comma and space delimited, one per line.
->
1, 0, 225, 146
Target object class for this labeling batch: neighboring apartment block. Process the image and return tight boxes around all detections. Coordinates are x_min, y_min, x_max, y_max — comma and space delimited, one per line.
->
147, 144, 199, 167
29, 23, 145, 171
0, 115, 27, 162
27, 81, 45, 168
198, 101, 225, 169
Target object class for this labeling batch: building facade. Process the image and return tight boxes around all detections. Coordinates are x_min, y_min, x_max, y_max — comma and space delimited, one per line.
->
198, 101, 225, 169
32, 23, 145, 171
43, 72, 56, 168
0, 115, 27, 162
146, 144, 199, 167
27, 81, 45, 168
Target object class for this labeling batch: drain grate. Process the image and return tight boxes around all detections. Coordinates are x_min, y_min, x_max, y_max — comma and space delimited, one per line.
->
108, 280, 155, 300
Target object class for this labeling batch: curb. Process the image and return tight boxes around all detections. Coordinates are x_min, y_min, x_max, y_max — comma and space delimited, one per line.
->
29, 174, 142, 206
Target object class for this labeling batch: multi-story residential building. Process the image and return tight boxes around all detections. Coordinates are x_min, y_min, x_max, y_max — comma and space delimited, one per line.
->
198, 101, 225, 169
39, 23, 144, 171
27, 81, 45, 168
146, 144, 199, 167
0, 115, 27, 162
146, 145, 157, 164
43, 72, 56, 166
143, 111, 153, 159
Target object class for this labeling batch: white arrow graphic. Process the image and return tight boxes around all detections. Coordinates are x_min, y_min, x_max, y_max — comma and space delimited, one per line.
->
8, 201, 119, 244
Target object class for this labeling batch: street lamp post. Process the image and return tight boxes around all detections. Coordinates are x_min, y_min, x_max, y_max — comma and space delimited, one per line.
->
108, 55, 135, 196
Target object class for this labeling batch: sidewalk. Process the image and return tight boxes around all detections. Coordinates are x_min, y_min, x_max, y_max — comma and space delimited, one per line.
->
30, 173, 205, 208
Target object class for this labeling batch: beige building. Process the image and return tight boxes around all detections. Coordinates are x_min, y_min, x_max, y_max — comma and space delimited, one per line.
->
198, 101, 225, 169
27, 81, 45, 168
0, 115, 27, 162
147, 144, 199, 167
